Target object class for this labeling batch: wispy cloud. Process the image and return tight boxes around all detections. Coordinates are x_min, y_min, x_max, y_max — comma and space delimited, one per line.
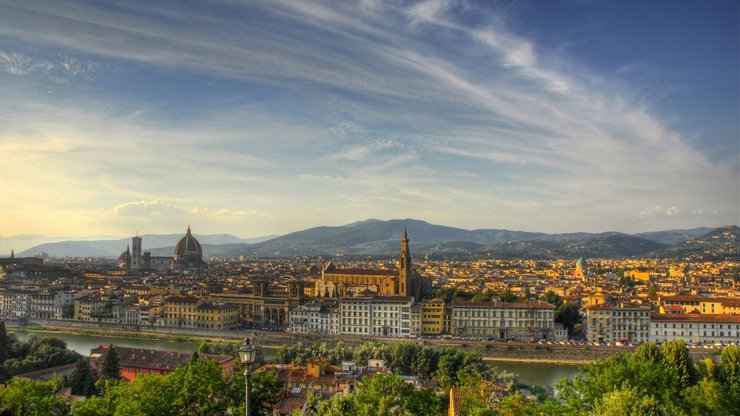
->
0, 0, 735, 237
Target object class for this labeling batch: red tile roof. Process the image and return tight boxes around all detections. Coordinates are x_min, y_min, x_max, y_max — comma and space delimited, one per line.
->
453, 301, 556, 309
651, 313, 740, 323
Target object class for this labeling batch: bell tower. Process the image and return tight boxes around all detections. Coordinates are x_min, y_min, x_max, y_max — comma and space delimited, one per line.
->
399, 227, 410, 296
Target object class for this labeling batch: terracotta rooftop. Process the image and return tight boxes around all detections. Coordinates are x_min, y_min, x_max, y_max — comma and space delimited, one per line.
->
453, 301, 556, 310
651, 313, 740, 323
164, 295, 201, 303
325, 268, 398, 276
90, 345, 232, 371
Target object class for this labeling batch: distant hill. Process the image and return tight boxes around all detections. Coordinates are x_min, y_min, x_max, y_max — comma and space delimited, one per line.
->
18, 233, 246, 258
634, 227, 713, 245
15, 220, 736, 259
653, 226, 739, 261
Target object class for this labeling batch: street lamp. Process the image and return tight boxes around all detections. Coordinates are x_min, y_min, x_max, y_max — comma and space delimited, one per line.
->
238, 338, 257, 416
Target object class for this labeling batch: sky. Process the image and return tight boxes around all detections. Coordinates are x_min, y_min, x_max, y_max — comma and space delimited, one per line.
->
0, 0, 738, 242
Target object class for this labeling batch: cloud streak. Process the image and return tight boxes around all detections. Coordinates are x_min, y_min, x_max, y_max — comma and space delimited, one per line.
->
0, 0, 735, 238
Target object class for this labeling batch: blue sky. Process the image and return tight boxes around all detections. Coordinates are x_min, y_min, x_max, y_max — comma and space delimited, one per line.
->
0, 0, 737, 241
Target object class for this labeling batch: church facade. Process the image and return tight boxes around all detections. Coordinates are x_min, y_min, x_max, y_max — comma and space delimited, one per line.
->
314, 229, 431, 301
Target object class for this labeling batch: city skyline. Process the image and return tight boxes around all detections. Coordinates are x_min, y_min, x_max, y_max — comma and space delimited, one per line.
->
1, 0, 738, 238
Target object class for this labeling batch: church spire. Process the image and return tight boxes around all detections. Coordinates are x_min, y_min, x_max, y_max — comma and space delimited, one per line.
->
10, 249, 14, 259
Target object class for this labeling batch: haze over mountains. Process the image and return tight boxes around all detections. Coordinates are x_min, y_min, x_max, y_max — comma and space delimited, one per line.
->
8, 219, 735, 260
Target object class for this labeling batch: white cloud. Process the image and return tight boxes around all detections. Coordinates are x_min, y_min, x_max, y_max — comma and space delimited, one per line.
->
114, 200, 179, 216
0, 0, 735, 236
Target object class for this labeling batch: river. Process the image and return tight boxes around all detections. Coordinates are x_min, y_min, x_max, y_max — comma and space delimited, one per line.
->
10, 329, 582, 388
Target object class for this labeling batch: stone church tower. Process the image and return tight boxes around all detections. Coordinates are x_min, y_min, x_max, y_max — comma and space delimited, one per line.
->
399, 227, 411, 296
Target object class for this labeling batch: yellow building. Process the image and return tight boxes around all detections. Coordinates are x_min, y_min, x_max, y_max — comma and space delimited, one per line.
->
660, 295, 740, 315
195, 302, 240, 330
421, 299, 446, 335
625, 271, 651, 282
163, 295, 240, 330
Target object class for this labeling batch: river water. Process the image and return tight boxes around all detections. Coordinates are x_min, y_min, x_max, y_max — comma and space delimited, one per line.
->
11, 329, 582, 388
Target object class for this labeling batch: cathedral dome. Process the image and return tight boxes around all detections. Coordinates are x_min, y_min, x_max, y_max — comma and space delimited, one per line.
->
576, 257, 587, 269
118, 246, 132, 269
173, 226, 204, 268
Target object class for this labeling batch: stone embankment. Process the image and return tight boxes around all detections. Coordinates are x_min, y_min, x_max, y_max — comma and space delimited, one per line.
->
5, 319, 718, 364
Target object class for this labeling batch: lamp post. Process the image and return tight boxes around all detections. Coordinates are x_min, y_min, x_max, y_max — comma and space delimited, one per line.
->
238, 338, 257, 416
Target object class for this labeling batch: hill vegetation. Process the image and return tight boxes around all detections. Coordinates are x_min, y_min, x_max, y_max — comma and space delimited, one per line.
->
16, 219, 734, 260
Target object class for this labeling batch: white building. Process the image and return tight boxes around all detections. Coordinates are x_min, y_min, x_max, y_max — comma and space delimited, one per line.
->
0, 291, 11, 317
584, 303, 651, 343
289, 301, 340, 335
339, 296, 415, 338
451, 301, 557, 341
650, 314, 740, 345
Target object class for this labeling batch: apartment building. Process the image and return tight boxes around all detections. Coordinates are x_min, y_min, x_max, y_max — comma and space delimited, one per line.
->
650, 314, 740, 345
451, 301, 557, 341
421, 299, 447, 335
339, 296, 414, 337
584, 303, 651, 343
289, 301, 340, 334
163, 296, 239, 330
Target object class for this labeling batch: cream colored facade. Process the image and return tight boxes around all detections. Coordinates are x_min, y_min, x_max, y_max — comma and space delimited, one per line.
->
451, 301, 556, 341
650, 314, 740, 345
585, 303, 650, 343
339, 296, 414, 337
289, 302, 340, 335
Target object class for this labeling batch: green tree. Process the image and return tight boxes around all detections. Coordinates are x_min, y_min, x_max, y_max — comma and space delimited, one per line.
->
112, 374, 176, 416
555, 303, 581, 336
434, 348, 486, 389
71, 395, 116, 416
629, 342, 663, 366
472, 289, 495, 303
98, 345, 121, 383
719, 345, 740, 411
168, 358, 230, 416
0, 320, 11, 364
661, 339, 696, 388
387, 342, 417, 375
68, 358, 97, 397
541, 291, 564, 308
647, 286, 658, 298
0, 378, 71, 416
456, 372, 496, 416
352, 342, 385, 366
352, 372, 442, 416
411, 345, 438, 380
720, 345, 740, 387
315, 394, 355, 416
499, 289, 518, 302
247, 369, 285, 416
591, 387, 661, 416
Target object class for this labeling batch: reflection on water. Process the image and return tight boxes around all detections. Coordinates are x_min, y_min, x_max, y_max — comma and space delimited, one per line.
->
10, 330, 580, 387
488, 360, 582, 388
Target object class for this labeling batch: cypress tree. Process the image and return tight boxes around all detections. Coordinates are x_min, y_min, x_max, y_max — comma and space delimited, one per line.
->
69, 358, 96, 396
99, 344, 121, 382
0, 321, 10, 364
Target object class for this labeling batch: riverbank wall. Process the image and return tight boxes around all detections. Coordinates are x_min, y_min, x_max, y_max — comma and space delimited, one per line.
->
4, 318, 718, 364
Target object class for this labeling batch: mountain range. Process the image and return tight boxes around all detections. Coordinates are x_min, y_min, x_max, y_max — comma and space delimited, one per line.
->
10, 219, 736, 260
